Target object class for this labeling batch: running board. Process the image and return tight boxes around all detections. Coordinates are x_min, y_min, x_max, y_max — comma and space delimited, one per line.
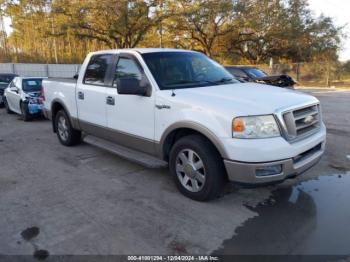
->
83, 135, 168, 169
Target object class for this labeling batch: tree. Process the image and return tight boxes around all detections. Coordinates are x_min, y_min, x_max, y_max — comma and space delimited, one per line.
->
55, 0, 163, 49
167, 0, 235, 57
0, 0, 345, 65
223, 0, 289, 64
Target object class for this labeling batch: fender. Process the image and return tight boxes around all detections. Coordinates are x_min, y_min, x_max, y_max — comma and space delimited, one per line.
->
159, 121, 229, 159
51, 98, 81, 132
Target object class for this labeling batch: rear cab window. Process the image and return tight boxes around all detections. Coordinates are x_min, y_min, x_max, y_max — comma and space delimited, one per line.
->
22, 79, 43, 92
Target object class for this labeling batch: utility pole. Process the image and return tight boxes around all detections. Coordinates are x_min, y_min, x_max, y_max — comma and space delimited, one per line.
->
51, 16, 58, 64
159, 0, 163, 48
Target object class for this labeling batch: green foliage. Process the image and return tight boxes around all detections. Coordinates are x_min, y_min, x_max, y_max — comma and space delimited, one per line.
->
0, 0, 344, 64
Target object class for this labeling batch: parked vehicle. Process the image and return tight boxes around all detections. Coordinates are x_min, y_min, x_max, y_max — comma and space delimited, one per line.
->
43, 49, 326, 201
4, 77, 45, 121
225, 66, 296, 88
0, 73, 18, 107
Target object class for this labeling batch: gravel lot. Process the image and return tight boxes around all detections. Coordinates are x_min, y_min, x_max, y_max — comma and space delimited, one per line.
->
0, 90, 349, 258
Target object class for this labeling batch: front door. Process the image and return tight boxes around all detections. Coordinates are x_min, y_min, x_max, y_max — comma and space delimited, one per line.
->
105, 54, 156, 154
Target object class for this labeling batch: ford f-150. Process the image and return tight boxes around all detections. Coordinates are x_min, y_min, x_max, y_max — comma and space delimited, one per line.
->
42, 49, 326, 201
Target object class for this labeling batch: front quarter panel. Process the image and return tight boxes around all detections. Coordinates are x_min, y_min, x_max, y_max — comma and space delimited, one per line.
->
155, 90, 232, 158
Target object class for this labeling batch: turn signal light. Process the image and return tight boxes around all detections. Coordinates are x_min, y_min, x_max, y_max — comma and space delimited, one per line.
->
232, 118, 245, 132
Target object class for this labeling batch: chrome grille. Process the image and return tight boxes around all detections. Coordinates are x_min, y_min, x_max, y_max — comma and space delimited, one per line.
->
282, 104, 321, 141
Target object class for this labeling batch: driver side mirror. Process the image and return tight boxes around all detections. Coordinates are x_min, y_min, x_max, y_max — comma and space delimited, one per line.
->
116, 78, 150, 97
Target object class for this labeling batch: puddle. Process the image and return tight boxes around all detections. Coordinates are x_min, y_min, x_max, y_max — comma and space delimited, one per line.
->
21, 227, 40, 241
33, 249, 50, 260
214, 173, 350, 257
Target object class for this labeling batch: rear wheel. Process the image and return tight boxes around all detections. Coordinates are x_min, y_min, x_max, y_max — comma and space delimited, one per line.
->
3, 98, 13, 114
55, 110, 81, 146
169, 135, 226, 201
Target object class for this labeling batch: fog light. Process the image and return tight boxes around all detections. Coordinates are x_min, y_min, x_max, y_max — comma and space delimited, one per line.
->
256, 165, 282, 177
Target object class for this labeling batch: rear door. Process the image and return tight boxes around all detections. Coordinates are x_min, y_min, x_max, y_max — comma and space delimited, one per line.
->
76, 54, 114, 128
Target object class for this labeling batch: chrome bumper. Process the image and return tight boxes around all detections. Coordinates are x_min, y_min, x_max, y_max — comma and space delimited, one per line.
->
224, 142, 325, 184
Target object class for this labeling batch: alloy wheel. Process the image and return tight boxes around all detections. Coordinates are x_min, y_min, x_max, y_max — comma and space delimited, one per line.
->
175, 149, 206, 192
57, 116, 69, 141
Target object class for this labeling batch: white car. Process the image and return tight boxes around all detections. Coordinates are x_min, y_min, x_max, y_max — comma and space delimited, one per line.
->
4, 77, 45, 121
42, 48, 326, 201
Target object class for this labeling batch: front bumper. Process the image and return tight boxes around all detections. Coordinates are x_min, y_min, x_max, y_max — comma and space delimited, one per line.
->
224, 141, 325, 184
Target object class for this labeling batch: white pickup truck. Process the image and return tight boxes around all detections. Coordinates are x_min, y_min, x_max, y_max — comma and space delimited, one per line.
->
43, 48, 326, 201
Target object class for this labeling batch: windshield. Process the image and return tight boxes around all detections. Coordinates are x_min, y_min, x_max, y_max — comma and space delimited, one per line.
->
22, 79, 43, 92
0, 75, 16, 85
245, 68, 267, 78
142, 52, 239, 90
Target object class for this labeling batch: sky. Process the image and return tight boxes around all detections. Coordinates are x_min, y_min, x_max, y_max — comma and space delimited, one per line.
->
308, 0, 350, 61
2, 0, 350, 61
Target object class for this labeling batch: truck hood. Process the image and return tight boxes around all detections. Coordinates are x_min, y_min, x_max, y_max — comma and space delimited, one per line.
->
170, 83, 319, 116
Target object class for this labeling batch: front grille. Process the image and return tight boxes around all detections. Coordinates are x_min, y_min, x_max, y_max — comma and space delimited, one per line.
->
0, 89, 4, 96
282, 104, 321, 141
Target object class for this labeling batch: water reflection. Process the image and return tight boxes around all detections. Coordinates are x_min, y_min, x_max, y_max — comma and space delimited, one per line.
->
214, 173, 350, 258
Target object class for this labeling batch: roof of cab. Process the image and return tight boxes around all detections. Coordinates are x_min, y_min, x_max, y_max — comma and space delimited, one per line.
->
90, 48, 196, 55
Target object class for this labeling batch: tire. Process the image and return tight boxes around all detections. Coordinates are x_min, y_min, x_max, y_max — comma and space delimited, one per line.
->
169, 135, 226, 201
55, 110, 81, 146
20, 102, 32, 122
3, 97, 13, 114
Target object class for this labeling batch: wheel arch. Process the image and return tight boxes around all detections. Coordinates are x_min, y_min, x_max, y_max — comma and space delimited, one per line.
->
160, 122, 228, 162
51, 99, 77, 133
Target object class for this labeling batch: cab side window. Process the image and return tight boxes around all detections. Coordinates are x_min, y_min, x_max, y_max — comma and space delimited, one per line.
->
113, 57, 143, 86
83, 54, 113, 86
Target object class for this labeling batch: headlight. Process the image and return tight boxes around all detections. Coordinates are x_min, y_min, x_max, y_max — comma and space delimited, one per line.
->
232, 115, 280, 139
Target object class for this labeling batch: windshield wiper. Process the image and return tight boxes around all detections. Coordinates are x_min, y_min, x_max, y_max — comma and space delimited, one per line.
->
165, 78, 234, 87
213, 77, 235, 84
198, 78, 234, 86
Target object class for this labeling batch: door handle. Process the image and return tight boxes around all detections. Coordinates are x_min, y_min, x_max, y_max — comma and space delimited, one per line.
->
106, 96, 115, 106
78, 91, 84, 100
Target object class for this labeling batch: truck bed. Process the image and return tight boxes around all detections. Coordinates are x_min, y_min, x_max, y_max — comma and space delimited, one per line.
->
45, 78, 77, 84
43, 78, 78, 119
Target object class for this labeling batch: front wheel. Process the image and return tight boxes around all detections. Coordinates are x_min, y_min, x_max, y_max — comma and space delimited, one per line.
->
169, 135, 226, 201
55, 110, 81, 146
